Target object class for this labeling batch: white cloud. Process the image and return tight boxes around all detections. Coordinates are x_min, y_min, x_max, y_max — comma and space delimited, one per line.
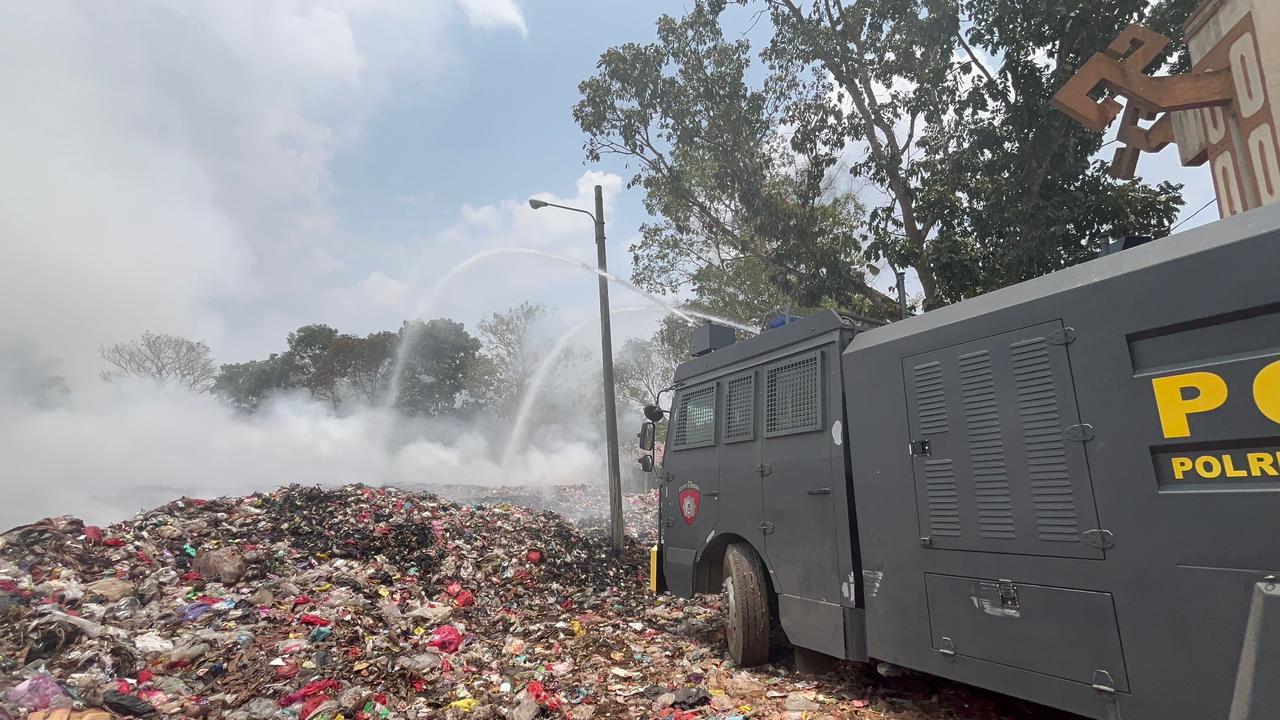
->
453, 0, 528, 35
359, 271, 411, 306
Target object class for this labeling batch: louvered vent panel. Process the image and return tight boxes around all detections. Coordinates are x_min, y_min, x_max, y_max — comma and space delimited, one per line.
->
723, 373, 755, 443
671, 385, 715, 448
925, 459, 961, 537
912, 361, 949, 435
765, 353, 821, 436
960, 350, 1015, 540
1011, 337, 1080, 542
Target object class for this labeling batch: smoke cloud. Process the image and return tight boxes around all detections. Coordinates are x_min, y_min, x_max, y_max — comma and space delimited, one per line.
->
0, 1, 653, 530
0, 371, 610, 530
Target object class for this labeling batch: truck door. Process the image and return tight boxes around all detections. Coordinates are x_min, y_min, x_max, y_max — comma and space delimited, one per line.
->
661, 382, 721, 594
716, 370, 763, 556
760, 348, 841, 607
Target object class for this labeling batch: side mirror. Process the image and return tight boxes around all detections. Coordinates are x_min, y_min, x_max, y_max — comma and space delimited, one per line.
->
638, 421, 656, 452
643, 404, 665, 422
638, 455, 655, 473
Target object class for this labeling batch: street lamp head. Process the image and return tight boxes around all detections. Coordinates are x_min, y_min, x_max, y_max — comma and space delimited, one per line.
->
528, 199, 549, 210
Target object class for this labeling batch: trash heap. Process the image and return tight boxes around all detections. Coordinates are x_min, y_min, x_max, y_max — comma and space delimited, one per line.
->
0, 485, 1057, 720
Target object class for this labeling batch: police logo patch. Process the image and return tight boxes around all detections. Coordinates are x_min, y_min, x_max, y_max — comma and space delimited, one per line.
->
677, 481, 701, 525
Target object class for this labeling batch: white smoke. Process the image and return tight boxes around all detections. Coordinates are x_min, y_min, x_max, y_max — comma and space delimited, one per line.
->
0, 1, 657, 530
0, 378, 607, 530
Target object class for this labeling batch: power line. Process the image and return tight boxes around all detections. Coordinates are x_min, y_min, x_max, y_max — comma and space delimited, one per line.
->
1171, 198, 1216, 232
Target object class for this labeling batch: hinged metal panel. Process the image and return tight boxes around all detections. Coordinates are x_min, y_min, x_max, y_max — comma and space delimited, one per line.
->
925, 573, 1130, 691
902, 320, 1103, 558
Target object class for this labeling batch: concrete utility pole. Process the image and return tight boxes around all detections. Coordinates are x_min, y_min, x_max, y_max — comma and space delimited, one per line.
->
528, 186, 625, 557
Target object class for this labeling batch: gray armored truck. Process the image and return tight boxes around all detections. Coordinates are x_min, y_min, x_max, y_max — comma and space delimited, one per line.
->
639, 205, 1280, 720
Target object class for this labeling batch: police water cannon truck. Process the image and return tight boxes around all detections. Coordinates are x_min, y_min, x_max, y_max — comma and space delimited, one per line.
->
637, 205, 1280, 720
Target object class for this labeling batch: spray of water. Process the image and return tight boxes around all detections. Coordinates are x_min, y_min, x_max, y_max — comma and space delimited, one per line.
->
678, 309, 757, 336
499, 305, 759, 464
500, 306, 657, 466
384, 248, 699, 410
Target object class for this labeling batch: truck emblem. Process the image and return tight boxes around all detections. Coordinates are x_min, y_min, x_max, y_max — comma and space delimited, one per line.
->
677, 482, 701, 525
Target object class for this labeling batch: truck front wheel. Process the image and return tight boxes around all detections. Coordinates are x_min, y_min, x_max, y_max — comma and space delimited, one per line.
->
722, 543, 771, 666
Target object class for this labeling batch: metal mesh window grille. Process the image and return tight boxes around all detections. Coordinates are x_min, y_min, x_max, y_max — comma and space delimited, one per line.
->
671, 385, 716, 448
723, 373, 755, 442
765, 352, 821, 437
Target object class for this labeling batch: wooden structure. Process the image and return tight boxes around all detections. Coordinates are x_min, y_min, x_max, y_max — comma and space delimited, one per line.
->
1052, 0, 1280, 218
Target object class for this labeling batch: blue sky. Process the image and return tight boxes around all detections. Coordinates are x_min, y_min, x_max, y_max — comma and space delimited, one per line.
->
0, 0, 1215, 380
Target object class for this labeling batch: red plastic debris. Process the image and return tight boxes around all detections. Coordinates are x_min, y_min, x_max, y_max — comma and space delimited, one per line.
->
298, 614, 332, 627
280, 679, 340, 707
83, 526, 104, 543
454, 590, 475, 607
426, 625, 463, 653
300, 695, 330, 719
137, 670, 154, 684
526, 680, 563, 710
102, 537, 125, 547
526, 549, 543, 564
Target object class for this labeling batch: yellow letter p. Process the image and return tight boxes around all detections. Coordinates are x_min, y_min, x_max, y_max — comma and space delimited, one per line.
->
1152, 372, 1228, 439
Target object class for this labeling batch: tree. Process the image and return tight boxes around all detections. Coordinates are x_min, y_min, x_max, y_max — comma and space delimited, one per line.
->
393, 319, 481, 416
577, 0, 1187, 313
576, 5, 894, 322
757, 0, 1184, 305
99, 331, 218, 392
284, 324, 341, 406
331, 331, 396, 406
615, 335, 681, 410
469, 302, 549, 416
212, 354, 292, 411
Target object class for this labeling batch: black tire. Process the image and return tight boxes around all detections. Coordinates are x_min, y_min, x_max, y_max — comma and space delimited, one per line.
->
723, 543, 771, 666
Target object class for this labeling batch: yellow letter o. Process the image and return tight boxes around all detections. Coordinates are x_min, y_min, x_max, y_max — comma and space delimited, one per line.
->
1255, 360, 1280, 425
1195, 455, 1223, 479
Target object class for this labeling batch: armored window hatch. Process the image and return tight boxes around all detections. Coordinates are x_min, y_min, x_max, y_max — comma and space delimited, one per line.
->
723, 372, 755, 443
671, 384, 716, 449
764, 351, 822, 437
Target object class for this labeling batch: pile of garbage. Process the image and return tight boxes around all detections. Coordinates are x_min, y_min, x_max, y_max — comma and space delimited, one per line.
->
0, 485, 1059, 720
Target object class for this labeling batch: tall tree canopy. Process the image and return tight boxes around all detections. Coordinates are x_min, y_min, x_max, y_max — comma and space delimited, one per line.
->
392, 319, 482, 417
100, 331, 217, 393
576, 0, 1189, 316
468, 302, 550, 417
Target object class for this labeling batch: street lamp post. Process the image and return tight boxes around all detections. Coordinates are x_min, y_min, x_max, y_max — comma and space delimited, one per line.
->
528, 185, 625, 558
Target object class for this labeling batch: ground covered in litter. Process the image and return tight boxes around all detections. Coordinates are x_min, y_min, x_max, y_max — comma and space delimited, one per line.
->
0, 484, 1073, 719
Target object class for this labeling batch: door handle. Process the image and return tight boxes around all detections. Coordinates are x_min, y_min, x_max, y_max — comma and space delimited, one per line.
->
758, 521, 775, 535
755, 464, 773, 477
705, 491, 720, 498
805, 488, 832, 495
